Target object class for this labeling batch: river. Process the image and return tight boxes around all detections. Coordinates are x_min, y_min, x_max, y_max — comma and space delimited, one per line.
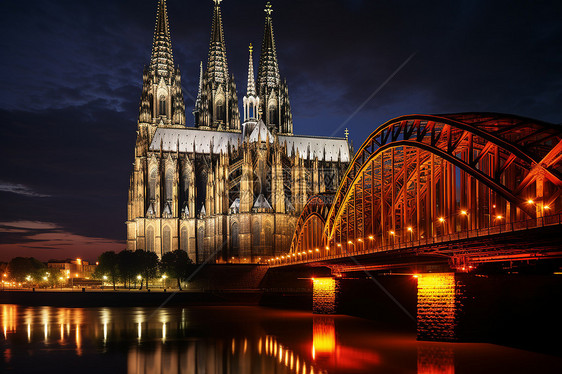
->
1, 304, 561, 373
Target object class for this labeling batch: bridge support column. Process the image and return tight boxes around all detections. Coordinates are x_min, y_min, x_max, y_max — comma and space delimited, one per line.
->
416, 273, 465, 342
312, 277, 339, 314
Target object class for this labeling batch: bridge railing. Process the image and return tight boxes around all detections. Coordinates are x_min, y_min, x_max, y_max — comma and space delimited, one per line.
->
271, 212, 562, 266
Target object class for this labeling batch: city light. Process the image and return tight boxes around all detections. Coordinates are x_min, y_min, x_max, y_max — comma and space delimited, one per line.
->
162, 274, 167, 279
389, 231, 395, 235
325, 246, 329, 250
496, 215, 503, 220
407, 227, 413, 232
438, 217, 445, 223
368, 235, 374, 240
527, 199, 534, 204
103, 275, 108, 280
460, 210, 468, 215
137, 275, 142, 280
544, 205, 551, 210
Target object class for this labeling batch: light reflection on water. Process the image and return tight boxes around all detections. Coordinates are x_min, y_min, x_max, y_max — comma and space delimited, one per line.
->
1, 304, 561, 374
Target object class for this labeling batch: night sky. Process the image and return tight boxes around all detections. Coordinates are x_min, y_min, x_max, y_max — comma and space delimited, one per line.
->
1, 0, 561, 262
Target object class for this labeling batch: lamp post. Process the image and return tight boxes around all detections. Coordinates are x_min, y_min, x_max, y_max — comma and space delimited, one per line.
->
407, 227, 413, 242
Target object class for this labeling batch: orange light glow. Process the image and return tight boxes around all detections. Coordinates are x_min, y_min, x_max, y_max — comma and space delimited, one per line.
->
438, 217, 445, 223
460, 210, 468, 215
76, 258, 82, 265
368, 235, 374, 240
496, 215, 503, 220
407, 227, 413, 232
312, 278, 337, 314
527, 199, 534, 204
544, 205, 551, 210
312, 316, 336, 358
389, 231, 395, 235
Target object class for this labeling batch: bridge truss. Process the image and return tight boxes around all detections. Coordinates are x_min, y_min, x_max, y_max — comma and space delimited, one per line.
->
272, 113, 562, 267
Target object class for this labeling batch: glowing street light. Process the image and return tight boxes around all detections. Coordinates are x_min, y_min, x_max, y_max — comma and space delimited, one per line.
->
496, 215, 503, 220
460, 210, 468, 216
137, 275, 142, 280
368, 235, 374, 240
438, 217, 445, 223
527, 199, 534, 205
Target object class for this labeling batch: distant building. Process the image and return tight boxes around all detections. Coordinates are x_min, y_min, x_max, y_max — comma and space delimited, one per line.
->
47, 258, 96, 279
127, 1, 352, 263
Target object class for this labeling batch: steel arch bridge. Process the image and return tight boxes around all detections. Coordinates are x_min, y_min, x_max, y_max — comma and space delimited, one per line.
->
272, 113, 562, 267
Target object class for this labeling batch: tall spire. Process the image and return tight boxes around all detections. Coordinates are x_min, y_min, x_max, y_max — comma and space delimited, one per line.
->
258, 2, 280, 88
150, 0, 174, 77
207, 0, 229, 84
247, 44, 256, 97
196, 61, 204, 106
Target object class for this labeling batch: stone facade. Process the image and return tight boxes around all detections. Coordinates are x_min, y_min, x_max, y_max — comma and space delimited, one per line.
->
127, 1, 351, 263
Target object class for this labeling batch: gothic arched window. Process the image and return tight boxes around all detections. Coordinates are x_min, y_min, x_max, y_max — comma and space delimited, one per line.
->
162, 226, 171, 254
268, 102, 277, 125
159, 96, 166, 116
253, 221, 261, 248
215, 96, 225, 123
165, 169, 174, 202
231, 223, 239, 258
149, 168, 158, 200
180, 226, 188, 252
146, 226, 155, 252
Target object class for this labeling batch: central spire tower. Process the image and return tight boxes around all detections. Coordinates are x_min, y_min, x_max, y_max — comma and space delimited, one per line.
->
193, 0, 241, 132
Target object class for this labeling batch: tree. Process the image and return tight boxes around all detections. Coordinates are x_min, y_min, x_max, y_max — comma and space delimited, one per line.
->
134, 250, 159, 290
94, 251, 119, 290
7, 257, 46, 282
117, 250, 136, 288
161, 250, 193, 290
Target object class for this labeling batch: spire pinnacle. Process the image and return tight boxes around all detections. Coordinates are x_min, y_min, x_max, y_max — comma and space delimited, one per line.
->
150, 0, 175, 77
207, 0, 229, 84
265, 2, 273, 15
258, 1, 280, 88
247, 44, 256, 97
196, 61, 204, 107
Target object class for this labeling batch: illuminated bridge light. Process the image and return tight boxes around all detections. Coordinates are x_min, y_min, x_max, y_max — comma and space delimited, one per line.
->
312, 278, 337, 314
417, 273, 462, 341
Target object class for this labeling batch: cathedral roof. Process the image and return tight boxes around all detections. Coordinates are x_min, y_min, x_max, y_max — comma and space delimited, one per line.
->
149, 128, 351, 162
253, 194, 273, 210
278, 134, 351, 162
248, 120, 273, 143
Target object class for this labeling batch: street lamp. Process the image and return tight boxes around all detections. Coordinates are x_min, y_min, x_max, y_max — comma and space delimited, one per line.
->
407, 226, 413, 241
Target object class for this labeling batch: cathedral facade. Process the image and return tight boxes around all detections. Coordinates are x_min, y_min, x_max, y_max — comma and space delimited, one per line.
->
127, 0, 351, 263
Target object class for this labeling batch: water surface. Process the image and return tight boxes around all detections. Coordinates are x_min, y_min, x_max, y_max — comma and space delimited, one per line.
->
1, 304, 561, 373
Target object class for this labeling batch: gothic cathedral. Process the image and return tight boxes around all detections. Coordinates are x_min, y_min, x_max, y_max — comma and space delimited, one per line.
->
127, 0, 352, 263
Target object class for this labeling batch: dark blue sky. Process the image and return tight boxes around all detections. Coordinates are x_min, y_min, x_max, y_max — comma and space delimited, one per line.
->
1, 0, 561, 261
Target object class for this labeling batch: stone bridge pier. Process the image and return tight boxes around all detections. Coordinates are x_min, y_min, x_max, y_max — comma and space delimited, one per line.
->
310, 271, 562, 350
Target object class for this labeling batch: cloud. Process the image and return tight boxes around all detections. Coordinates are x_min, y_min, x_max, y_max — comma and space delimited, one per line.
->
0, 182, 51, 198
0, 221, 124, 262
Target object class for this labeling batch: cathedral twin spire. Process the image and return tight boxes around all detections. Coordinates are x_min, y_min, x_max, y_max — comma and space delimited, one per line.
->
143, 0, 291, 134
